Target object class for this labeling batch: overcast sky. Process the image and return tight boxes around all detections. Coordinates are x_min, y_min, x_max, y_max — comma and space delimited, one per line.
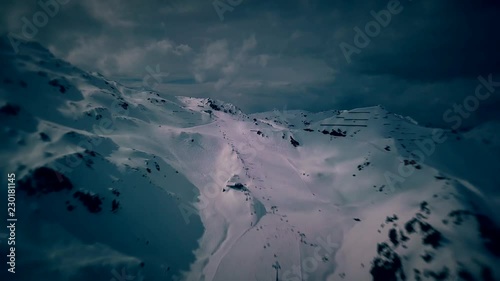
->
1, 0, 499, 128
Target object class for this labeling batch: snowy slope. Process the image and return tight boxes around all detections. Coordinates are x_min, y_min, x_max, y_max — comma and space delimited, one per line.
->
1, 37, 499, 281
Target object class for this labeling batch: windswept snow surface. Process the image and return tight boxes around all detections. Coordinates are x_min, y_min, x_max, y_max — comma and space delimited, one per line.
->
1, 37, 499, 281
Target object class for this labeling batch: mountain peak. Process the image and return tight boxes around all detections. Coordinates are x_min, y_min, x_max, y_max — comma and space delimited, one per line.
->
1, 39, 499, 281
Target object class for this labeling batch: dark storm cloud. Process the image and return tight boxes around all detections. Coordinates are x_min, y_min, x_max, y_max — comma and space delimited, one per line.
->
0, 0, 498, 127
349, 1, 500, 82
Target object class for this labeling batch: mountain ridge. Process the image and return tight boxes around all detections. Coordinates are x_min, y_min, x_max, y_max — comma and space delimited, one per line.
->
1, 38, 499, 281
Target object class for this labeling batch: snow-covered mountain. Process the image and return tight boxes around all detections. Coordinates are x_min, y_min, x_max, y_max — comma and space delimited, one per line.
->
1, 37, 499, 281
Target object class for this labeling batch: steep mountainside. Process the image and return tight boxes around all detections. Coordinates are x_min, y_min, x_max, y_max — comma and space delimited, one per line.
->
1, 37, 499, 281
